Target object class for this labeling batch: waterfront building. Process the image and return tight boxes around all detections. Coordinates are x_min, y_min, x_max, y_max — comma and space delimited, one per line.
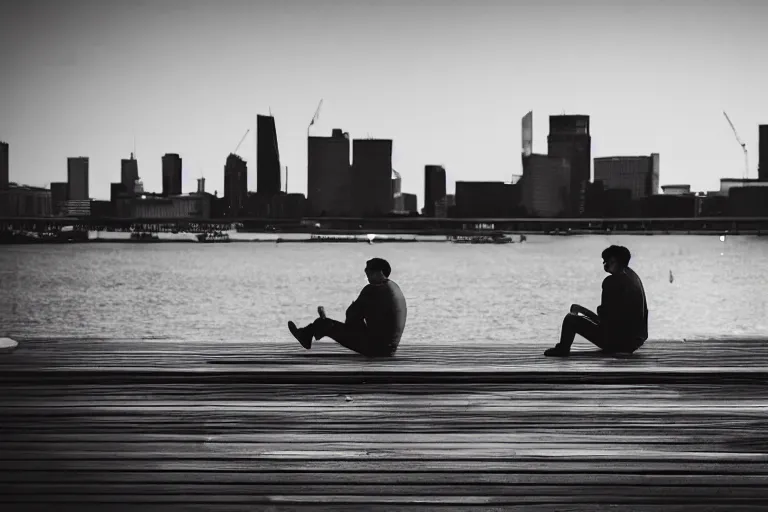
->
351, 138, 392, 217
120, 154, 139, 192
424, 165, 447, 217
547, 115, 590, 216
223, 153, 247, 217
0, 184, 52, 217
257, 115, 281, 196
759, 125, 768, 181
594, 154, 660, 200
0, 141, 8, 190
50, 182, 68, 216
162, 153, 182, 196
67, 157, 89, 201
522, 154, 571, 217
308, 129, 352, 216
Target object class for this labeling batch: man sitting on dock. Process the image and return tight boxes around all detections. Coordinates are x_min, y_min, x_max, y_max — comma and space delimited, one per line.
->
288, 258, 407, 357
545, 245, 648, 357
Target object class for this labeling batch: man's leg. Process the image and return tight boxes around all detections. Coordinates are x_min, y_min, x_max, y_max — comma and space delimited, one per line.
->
545, 313, 604, 356
312, 318, 391, 357
290, 316, 389, 356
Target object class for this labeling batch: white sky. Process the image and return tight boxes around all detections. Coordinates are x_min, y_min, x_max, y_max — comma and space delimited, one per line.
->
1, 0, 767, 207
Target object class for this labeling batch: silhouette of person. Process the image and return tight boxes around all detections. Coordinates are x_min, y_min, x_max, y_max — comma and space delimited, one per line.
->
545, 245, 648, 357
288, 257, 407, 357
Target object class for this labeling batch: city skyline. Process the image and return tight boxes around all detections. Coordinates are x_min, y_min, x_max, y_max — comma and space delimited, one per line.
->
1, 0, 767, 208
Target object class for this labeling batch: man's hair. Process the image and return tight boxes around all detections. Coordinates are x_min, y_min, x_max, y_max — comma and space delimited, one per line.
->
366, 257, 391, 277
602, 245, 631, 267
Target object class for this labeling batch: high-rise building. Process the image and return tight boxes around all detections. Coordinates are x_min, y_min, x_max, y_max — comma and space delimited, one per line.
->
50, 182, 68, 216
594, 154, 660, 200
547, 115, 591, 216
354, 139, 393, 215
759, 125, 768, 182
402, 193, 418, 214
308, 129, 352, 216
120, 153, 139, 192
0, 141, 8, 190
424, 165, 447, 217
257, 115, 281, 196
67, 157, 89, 201
223, 153, 248, 217
162, 153, 182, 196
391, 170, 402, 212
521, 154, 571, 218
352, 139, 393, 217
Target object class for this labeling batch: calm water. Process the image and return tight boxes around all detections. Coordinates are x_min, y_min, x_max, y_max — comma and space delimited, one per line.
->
1, 235, 766, 345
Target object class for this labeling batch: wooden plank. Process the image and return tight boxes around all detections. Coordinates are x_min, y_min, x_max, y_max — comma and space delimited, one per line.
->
1, 483, 766, 500
2, 459, 767, 473
2, 471, 766, 486
1, 493, 766, 505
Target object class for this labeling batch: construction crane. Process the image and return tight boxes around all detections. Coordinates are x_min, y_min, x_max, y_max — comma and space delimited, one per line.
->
233, 129, 250, 155
308, 99, 323, 136
723, 111, 749, 180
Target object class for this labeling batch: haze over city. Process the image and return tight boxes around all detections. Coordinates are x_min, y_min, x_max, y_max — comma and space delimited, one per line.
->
1, 0, 767, 207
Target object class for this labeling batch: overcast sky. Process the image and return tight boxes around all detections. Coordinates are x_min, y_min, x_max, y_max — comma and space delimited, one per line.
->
1, 0, 766, 205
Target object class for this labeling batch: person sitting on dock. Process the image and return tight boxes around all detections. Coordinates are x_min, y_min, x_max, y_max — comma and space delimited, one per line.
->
288, 257, 407, 357
545, 245, 648, 357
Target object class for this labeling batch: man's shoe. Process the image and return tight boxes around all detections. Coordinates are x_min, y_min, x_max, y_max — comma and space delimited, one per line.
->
288, 321, 312, 349
544, 345, 570, 357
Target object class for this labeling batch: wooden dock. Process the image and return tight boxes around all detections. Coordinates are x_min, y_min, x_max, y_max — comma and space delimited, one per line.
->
1, 337, 767, 511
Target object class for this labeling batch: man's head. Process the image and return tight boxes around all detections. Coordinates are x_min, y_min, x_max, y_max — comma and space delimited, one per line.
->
365, 257, 391, 284
601, 245, 631, 275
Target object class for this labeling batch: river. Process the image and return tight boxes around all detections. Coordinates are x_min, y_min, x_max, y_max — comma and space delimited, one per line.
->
1, 235, 766, 345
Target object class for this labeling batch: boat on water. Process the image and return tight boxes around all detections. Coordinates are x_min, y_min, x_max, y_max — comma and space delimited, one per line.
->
0, 230, 89, 244
307, 234, 366, 243
451, 234, 515, 244
197, 231, 231, 243
129, 232, 161, 242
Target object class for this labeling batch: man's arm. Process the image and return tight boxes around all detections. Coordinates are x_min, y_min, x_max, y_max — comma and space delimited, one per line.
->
597, 276, 620, 325
571, 304, 599, 323
345, 286, 369, 324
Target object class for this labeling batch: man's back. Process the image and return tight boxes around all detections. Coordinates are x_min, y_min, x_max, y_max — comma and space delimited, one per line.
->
357, 279, 407, 350
599, 267, 648, 344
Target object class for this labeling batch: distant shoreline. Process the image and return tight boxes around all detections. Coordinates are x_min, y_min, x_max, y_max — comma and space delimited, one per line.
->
0, 230, 764, 245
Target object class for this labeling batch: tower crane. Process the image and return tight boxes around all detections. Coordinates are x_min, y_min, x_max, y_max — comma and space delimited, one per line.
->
233, 129, 250, 155
308, 99, 323, 136
723, 111, 749, 180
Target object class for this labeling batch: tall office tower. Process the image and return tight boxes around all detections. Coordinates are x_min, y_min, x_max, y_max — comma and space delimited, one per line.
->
594, 153, 660, 199
391, 170, 402, 212
759, 125, 768, 182
424, 165, 447, 217
257, 115, 281, 195
521, 154, 571, 218
307, 129, 352, 216
162, 153, 182, 196
351, 138, 393, 217
50, 182, 68, 215
0, 141, 8, 190
120, 153, 139, 192
67, 157, 89, 200
224, 153, 248, 217
547, 115, 591, 216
